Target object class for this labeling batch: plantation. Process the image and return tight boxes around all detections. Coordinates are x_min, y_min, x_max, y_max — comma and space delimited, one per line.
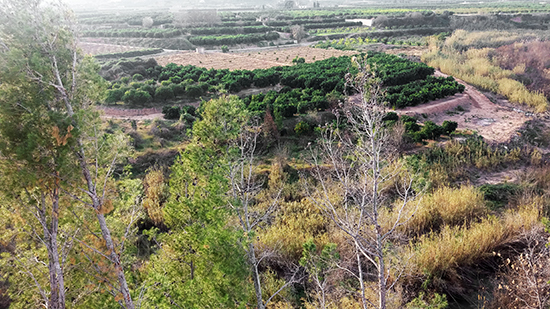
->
102, 52, 463, 129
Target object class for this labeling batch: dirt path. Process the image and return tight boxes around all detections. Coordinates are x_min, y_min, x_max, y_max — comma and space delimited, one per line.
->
397, 71, 531, 143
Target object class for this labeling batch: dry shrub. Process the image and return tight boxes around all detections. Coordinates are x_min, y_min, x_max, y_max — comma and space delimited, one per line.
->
398, 186, 487, 236
406, 201, 542, 291
423, 30, 549, 112
142, 168, 168, 225
489, 228, 550, 309
259, 198, 332, 261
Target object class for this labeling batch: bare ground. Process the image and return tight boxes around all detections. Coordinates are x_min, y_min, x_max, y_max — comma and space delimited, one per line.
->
397, 71, 531, 143
154, 46, 357, 70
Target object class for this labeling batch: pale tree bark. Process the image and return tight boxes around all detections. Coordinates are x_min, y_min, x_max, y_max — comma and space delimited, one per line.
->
227, 119, 299, 309
306, 57, 420, 309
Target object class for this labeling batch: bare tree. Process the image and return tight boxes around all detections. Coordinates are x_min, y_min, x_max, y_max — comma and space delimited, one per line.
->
227, 118, 300, 309
306, 57, 419, 309
290, 25, 306, 43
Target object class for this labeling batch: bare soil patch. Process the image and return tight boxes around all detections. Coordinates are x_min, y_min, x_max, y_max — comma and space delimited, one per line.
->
79, 41, 146, 56
155, 46, 356, 70
397, 71, 531, 143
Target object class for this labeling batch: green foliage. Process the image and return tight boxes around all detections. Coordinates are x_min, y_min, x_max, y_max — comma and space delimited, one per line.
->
441, 120, 458, 135
406, 292, 448, 309
144, 96, 251, 308
162, 105, 181, 120
294, 121, 311, 135
122, 88, 152, 105
154, 86, 175, 101
188, 32, 280, 46
221, 45, 229, 53
292, 56, 306, 64
479, 183, 521, 209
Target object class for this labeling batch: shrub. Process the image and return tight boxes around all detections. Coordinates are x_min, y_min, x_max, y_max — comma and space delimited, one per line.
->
185, 84, 203, 99
162, 105, 181, 120
221, 45, 229, 53
294, 121, 311, 135
292, 56, 306, 64
155, 86, 175, 101
122, 89, 152, 105
171, 83, 185, 96
133, 73, 144, 81
441, 120, 458, 135
382, 112, 399, 121
105, 88, 125, 103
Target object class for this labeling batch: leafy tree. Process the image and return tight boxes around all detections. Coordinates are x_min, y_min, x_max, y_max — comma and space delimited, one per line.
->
154, 86, 175, 101
143, 96, 250, 308
0, 1, 136, 308
162, 105, 181, 120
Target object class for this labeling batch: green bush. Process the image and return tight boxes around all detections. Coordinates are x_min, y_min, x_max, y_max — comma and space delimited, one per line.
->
155, 86, 175, 101
122, 89, 152, 105
162, 105, 181, 120
442, 120, 458, 135
132, 73, 144, 81
185, 85, 203, 99
105, 88, 125, 103
294, 121, 311, 135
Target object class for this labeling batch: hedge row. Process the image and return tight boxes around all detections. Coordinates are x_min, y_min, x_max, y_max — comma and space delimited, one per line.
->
95, 48, 164, 59
188, 32, 280, 46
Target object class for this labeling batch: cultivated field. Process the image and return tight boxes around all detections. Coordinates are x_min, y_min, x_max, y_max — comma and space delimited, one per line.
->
155, 46, 357, 70
79, 41, 146, 55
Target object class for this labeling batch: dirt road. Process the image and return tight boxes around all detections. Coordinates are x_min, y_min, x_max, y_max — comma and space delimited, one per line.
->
398, 71, 530, 143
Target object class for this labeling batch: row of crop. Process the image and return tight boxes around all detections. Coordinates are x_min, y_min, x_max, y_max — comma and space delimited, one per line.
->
189, 26, 274, 35
314, 37, 427, 50
188, 32, 280, 46
386, 76, 465, 108
106, 53, 461, 121
105, 79, 211, 105
285, 21, 363, 31
82, 28, 182, 39
95, 48, 164, 59
266, 17, 350, 27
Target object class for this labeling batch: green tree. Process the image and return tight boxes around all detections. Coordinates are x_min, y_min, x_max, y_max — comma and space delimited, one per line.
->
143, 96, 250, 308
0, 1, 136, 308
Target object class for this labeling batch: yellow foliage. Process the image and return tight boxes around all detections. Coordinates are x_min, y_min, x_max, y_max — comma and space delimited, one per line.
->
143, 169, 167, 225
397, 186, 486, 236
407, 201, 541, 278
259, 198, 331, 260
423, 30, 549, 112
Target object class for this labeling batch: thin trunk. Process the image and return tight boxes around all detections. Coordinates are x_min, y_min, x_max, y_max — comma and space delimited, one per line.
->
357, 251, 367, 309
377, 244, 386, 309
249, 242, 264, 309
42, 189, 66, 309
96, 212, 135, 309
61, 74, 135, 308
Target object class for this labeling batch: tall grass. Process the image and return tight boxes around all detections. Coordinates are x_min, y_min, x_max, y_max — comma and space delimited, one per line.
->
406, 201, 542, 283
397, 186, 487, 236
422, 30, 549, 112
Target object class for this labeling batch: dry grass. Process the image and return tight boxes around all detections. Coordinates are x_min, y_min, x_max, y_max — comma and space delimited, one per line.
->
395, 186, 487, 236
423, 30, 549, 112
406, 201, 542, 282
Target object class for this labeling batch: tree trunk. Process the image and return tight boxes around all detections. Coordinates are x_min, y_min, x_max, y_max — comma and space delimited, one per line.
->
96, 212, 135, 309
42, 190, 66, 309
249, 242, 264, 309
